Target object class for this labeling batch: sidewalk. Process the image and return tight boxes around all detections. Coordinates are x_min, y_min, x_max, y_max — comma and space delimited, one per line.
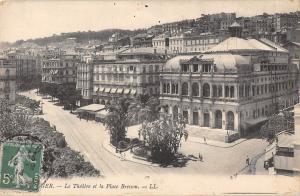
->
128, 124, 248, 148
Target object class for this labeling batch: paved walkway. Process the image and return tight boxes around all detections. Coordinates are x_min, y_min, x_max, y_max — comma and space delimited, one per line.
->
127, 124, 248, 148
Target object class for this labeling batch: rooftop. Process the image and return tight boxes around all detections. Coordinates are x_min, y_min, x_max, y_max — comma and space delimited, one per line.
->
206, 37, 289, 53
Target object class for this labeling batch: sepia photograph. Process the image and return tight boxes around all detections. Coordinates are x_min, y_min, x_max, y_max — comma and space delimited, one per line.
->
0, 0, 299, 195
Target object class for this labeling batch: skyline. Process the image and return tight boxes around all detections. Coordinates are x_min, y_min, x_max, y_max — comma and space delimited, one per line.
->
0, 0, 300, 43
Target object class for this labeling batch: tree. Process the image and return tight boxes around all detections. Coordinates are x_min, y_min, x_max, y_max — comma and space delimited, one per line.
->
129, 94, 160, 124
104, 98, 131, 146
139, 115, 186, 164
260, 112, 293, 143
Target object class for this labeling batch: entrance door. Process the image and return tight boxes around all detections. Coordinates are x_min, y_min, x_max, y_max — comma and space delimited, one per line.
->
203, 113, 210, 127
183, 111, 189, 124
227, 111, 234, 131
193, 111, 199, 125
215, 110, 222, 129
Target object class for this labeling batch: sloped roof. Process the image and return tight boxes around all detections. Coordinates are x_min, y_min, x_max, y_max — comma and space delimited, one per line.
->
164, 55, 195, 71
163, 53, 250, 73
206, 37, 289, 53
202, 53, 250, 72
259, 38, 289, 52
206, 37, 258, 52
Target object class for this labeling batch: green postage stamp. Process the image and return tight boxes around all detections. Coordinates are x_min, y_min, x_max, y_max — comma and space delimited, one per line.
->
0, 142, 43, 192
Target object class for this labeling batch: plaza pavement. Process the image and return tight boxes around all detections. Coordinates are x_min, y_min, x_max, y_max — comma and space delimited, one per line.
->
20, 90, 269, 177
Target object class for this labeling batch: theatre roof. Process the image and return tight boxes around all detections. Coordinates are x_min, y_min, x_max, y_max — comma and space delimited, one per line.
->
206, 37, 288, 53
163, 53, 251, 73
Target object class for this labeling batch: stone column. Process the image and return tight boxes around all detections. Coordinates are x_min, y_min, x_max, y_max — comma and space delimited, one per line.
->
160, 81, 163, 94
209, 83, 212, 98
198, 109, 203, 126
199, 82, 202, 97
210, 110, 214, 128
222, 83, 225, 98
235, 84, 238, 99
188, 108, 192, 125
234, 111, 240, 133
222, 110, 226, 130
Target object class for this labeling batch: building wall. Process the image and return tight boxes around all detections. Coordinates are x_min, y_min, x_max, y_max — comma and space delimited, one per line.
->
160, 54, 298, 135
0, 59, 16, 104
92, 60, 163, 104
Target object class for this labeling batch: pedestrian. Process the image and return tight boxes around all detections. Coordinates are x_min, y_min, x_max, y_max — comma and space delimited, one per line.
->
198, 153, 203, 162
203, 137, 207, 144
246, 156, 250, 166
184, 132, 188, 141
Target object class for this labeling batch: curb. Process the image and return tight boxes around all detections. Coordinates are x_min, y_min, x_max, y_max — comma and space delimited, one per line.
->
101, 142, 160, 167
188, 137, 248, 148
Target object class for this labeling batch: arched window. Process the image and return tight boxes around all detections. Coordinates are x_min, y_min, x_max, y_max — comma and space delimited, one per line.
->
212, 85, 217, 97
172, 84, 176, 94
218, 85, 222, 97
203, 83, 210, 97
175, 84, 178, 94
167, 83, 170, 94
230, 86, 234, 98
225, 86, 230, 97
192, 83, 199, 96
163, 83, 167, 93
182, 82, 189, 96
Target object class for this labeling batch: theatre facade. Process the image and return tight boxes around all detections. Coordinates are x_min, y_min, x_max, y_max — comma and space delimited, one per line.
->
159, 37, 299, 136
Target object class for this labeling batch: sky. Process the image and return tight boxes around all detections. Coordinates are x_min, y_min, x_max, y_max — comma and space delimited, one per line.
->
0, 0, 300, 43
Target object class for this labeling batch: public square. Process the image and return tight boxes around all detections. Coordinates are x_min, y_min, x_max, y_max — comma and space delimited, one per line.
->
21, 90, 269, 177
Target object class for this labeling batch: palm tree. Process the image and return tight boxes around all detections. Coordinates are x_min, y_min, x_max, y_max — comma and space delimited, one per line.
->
129, 94, 160, 124
104, 98, 131, 147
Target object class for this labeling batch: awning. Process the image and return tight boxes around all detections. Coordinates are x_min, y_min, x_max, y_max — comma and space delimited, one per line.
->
124, 89, 131, 94
99, 87, 105, 92
105, 88, 111, 93
76, 104, 106, 114
116, 88, 124, 94
130, 89, 137, 95
110, 88, 117, 94
244, 117, 267, 126
95, 109, 109, 119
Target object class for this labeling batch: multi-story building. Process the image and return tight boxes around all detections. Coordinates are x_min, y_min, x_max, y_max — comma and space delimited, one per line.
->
162, 19, 195, 35
76, 55, 94, 106
0, 58, 16, 105
42, 53, 79, 84
168, 32, 229, 54
159, 35, 298, 138
152, 33, 170, 51
7, 52, 41, 90
92, 47, 166, 105
130, 33, 154, 48
272, 13, 299, 33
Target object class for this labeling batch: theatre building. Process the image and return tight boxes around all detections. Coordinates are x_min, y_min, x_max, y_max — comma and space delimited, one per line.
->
159, 36, 299, 137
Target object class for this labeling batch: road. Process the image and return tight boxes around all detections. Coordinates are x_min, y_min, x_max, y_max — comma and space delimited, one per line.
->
21, 90, 269, 177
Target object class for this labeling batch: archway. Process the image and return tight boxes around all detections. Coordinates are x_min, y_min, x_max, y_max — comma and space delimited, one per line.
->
173, 106, 178, 120
215, 110, 222, 129
192, 83, 199, 96
182, 82, 188, 96
203, 83, 210, 97
203, 113, 210, 127
227, 111, 234, 131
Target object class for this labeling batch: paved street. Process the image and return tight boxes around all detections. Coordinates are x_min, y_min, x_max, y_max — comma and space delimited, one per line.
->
21, 90, 269, 177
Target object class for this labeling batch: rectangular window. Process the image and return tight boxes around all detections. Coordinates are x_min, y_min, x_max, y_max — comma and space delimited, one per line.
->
193, 64, 198, 72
